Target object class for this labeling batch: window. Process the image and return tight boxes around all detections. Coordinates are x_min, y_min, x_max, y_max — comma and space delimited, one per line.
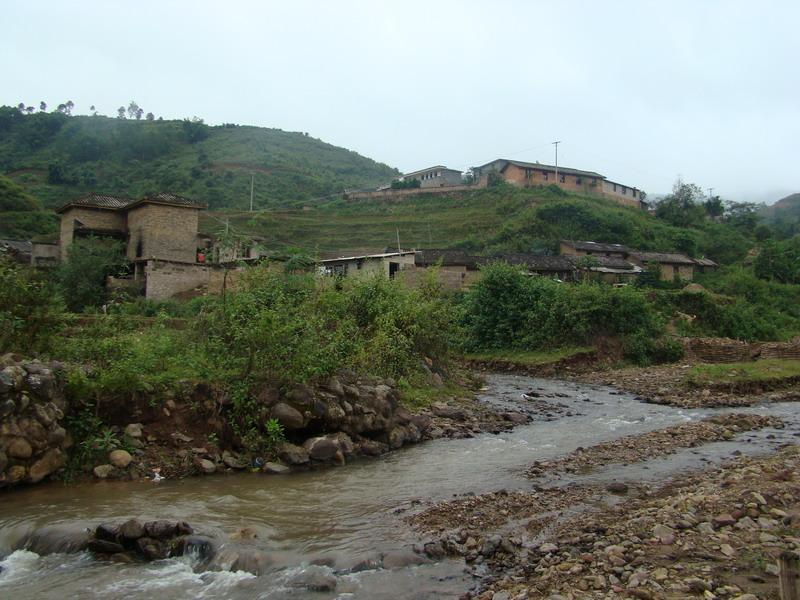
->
542, 172, 549, 181
559, 174, 565, 183
622, 187, 627, 195
575, 177, 582, 185
591, 178, 597, 185
613, 183, 617, 192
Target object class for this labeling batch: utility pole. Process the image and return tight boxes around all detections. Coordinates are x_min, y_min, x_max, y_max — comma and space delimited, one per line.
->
396, 228, 402, 254
250, 174, 255, 212
552, 141, 561, 183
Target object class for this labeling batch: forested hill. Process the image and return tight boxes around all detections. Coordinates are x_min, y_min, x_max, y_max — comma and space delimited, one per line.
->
760, 193, 800, 236
0, 107, 399, 211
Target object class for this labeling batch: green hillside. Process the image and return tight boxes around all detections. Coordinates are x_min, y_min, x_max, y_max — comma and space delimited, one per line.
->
761, 192, 800, 236
207, 185, 751, 264
0, 107, 399, 212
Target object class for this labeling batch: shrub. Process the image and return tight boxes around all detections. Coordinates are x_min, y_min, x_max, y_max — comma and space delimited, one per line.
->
57, 237, 129, 311
0, 256, 64, 353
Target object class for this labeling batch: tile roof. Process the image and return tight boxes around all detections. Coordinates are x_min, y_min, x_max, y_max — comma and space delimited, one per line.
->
415, 249, 480, 268
567, 255, 638, 270
631, 251, 696, 265
55, 194, 135, 213
693, 257, 718, 267
0, 239, 33, 254
490, 254, 576, 271
477, 159, 604, 179
135, 192, 205, 208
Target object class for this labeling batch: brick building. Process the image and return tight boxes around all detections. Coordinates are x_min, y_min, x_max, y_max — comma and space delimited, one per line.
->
54, 192, 251, 300
399, 166, 464, 189
473, 159, 645, 208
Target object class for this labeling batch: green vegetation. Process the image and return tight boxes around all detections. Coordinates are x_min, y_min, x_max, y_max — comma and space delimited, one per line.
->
57, 237, 130, 311
686, 359, 800, 386
463, 347, 595, 365
459, 262, 682, 366
0, 107, 398, 211
0, 256, 64, 353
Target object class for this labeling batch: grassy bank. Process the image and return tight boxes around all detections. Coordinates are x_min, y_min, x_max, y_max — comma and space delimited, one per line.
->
463, 346, 595, 366
686, 359, 800, 387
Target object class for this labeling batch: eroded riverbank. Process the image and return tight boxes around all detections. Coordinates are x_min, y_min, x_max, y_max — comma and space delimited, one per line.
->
0, 373, 797, 599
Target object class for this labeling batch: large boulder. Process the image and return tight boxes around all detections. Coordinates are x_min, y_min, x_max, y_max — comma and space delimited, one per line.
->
27, 448, 65, 483
270, 403, 305, 429
277, 442, 310, 465
303, 437, 340, 461
109, 449, 133, 469
6, 436, 33, 459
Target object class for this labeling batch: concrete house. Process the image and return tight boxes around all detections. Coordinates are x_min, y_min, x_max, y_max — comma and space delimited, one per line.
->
320, 251, 416, 279
473, 159, 645, 209
399, 166, 463, 189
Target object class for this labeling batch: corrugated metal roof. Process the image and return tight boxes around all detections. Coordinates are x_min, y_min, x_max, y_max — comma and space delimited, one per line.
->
562, 240, 631, 253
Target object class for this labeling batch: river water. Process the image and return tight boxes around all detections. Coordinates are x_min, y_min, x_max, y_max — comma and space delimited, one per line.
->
0, 374, 797, 599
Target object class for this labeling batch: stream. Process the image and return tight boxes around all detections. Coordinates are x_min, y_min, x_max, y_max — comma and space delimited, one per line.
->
0, 374, 797, 599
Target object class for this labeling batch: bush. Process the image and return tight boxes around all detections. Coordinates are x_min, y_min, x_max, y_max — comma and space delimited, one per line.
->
623, 333, 684, 366
57, 237, 130, 311
461, 262, 664, 352
0, 257, 64, 353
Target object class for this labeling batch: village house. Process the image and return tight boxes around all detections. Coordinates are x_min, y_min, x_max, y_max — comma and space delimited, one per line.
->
398, 166, 463, 189
629, 251, 697, 282
559, 240, 631, 259
53, 192, 256, 300
320, 251, 416, 279
473, 159, 645, 209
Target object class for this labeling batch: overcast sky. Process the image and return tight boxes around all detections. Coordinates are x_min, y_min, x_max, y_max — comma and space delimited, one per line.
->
2, 0, 798, 202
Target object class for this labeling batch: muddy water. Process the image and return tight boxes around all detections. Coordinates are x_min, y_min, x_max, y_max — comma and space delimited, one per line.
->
0, 374, 797, 599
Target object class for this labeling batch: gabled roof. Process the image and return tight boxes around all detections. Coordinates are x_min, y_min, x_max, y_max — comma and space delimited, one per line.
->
402, 165, 462, 178
631, 251, 696, 265
129, 192, 205, 210
489, 254, 576, 272
561, 240, 631, 254
415, 249, 480, 268
476, 159, 604, 179
55, 194, 135, 213
56, 192, 205, 213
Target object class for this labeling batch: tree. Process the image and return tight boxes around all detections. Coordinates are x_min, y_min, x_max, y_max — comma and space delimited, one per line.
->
57, 237, 129, 311
655, 179, 706, 227
704, 195, 724, 218
25, 106, 35, 114
65, 100, 74, 115
90, 105, 97, 116
127, 100, 140, 119
135, 107, 144, 120
145, 112, 155, 121
39, 101, 47, 112
181, 117, 210, 143
17, 102, 25, 112
754, 236, 800, 284
724, 201, 760, 234
56, 103, 67, 114
117, 106, 126, 119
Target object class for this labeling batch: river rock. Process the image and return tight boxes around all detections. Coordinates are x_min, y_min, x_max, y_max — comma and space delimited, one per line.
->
27, 448, 65, 483
262, 462, 290, 475
124, 423, 143, 438
211, 545, 273, 575
222, 450, 245, 469
47, 426, 67, 447
88, 538, 125, 554
303, 437, 339, 461
194, 458, 216, 474
109, 449, 132, 468
381, 550, 433, 569
271, 402, 305, 429
15, 525, 90, 555
174, 535, 217, 561
7, 436, 33, 459
288, 565, 337, 591
93, 464, 115, 479
136, 537, 169, 560
0, 399, 15, 417
0, 449, 7, 473
277, 442, 310, 465
119, 519, 145, 540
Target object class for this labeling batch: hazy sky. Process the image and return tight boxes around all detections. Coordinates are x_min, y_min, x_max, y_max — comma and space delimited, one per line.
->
2, 0, 798, 201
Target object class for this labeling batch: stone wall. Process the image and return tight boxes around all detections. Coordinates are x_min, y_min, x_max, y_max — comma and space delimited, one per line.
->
0, 355, 69, 487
